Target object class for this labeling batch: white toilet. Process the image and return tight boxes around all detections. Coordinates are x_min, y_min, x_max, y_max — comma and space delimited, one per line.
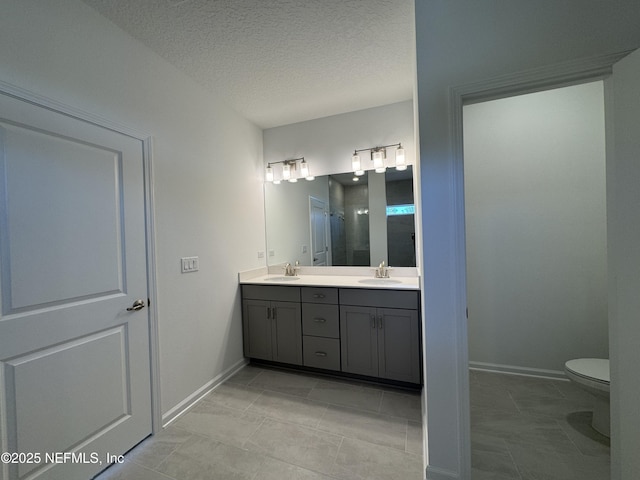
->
564, 358, 610, 437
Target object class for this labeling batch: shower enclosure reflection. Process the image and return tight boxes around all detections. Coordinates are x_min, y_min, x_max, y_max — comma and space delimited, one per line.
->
264, 166, 415, 267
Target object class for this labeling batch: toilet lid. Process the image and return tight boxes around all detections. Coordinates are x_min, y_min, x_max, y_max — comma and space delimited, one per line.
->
565, 358, 609, 384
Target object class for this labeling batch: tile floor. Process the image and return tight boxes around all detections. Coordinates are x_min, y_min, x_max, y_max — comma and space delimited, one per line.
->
95, 364, 424, 480
470, 369, 610, 480
95, 366, 610, 480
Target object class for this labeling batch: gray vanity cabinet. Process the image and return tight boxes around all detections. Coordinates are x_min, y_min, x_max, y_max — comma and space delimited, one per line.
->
242, 285, 302, 365
241, 283, 421, 385
340, 289, 420, 384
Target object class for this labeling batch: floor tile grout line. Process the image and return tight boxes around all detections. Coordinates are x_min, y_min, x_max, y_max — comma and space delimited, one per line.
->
135, 461, 182, 480
329, 435, 346, 478
506, 446, 525, 480
127, 429, 197, 472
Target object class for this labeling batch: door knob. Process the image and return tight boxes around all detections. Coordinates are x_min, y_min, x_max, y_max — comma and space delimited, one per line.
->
127, 299, 146, 311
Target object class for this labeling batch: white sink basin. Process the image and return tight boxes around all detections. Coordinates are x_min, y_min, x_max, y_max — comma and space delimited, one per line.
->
358, 278, 402, 285
265, 276, 300, 281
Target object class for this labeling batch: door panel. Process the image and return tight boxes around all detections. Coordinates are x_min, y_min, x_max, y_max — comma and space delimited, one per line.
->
272, 301, 302, 365
243, 299, 272, 360
310, 197, 328, 266
0, 92, 151, 480
1, 122, 123, 312
7, 328, 128, 478
340, 305, 378, 377
378, 308, 420, 383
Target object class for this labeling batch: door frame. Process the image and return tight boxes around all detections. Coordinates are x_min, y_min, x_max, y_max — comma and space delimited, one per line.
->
0, 80, 162, 434
445, 50, 632, 479
309, 196, 330, 266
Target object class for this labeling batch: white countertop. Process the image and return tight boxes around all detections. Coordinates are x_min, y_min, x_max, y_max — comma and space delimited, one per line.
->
239, 266, 420, 290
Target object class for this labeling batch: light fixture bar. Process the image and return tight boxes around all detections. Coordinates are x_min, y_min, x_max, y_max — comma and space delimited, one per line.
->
265, 157, 314, 183
351, 142, 405, 174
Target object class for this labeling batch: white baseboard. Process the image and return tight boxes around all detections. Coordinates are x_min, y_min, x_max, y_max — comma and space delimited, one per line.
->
469, 361, 567, 380
161, 358, 249, 427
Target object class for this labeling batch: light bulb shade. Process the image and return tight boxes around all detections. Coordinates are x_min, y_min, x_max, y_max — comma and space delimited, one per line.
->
375, 167, 386, 173
352, 153, 361, 171
355, 170, 365, 176
265, 165, 274, 182
372, 150, 384, 169
300, 160, 309, 178
395, 147, 406, 171
282, 163, 291, 180
288, 177, 297, 183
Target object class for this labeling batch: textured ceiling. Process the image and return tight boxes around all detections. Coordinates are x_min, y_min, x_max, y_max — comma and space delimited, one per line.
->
82, 0, 415, 128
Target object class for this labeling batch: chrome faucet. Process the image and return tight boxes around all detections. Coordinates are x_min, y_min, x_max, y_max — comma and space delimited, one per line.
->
284, 261, 300, 276
375, 261, 390, 278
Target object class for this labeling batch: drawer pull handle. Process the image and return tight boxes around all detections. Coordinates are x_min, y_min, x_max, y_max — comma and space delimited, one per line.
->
315, 351, 327, 357
313, 317, 327, 323
313, 294, 326, 299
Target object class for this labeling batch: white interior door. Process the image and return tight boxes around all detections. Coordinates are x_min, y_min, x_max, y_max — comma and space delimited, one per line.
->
0, 92, 152, 480
310, 197, 329, 266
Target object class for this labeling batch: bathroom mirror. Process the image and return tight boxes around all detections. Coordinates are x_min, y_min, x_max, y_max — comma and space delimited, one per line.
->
264, 166, 415, 267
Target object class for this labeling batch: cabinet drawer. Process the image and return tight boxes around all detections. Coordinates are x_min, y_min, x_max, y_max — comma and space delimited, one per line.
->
242, 285, 300, 302
339, 288, 418, 310
303, 336, 340, 371
302, 303, 339, 338
301, 287, 338, 304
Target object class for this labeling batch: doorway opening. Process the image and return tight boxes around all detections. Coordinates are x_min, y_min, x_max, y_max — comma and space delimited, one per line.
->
463, 81, 610, 478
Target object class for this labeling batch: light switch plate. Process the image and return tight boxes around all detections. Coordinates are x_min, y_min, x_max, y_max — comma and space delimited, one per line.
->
181, 256, 199, 273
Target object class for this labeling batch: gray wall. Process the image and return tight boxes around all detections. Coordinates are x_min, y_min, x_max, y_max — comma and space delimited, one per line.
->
606, 49, 640, 480
0, 0, 266, 420
464, 81, 608, 376
414, 1, 640, 478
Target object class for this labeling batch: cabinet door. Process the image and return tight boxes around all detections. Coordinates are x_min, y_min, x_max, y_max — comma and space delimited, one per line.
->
272, 301, 302, 365
340, 305, 378, 377
378, 308, 420, 383
243, 299, 272, 360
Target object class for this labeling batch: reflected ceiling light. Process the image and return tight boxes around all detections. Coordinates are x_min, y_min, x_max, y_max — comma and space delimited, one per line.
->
265, 157, 312, 184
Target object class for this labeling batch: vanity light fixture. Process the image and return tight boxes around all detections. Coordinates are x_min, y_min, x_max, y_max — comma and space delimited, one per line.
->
282, 163, 291, 180
352, 152, 365, 176
372, 148, 386, 173
265, 157, 314, 183
395, 145, 406, 171
351, 143, 405, 175
300, 159, 315, 181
